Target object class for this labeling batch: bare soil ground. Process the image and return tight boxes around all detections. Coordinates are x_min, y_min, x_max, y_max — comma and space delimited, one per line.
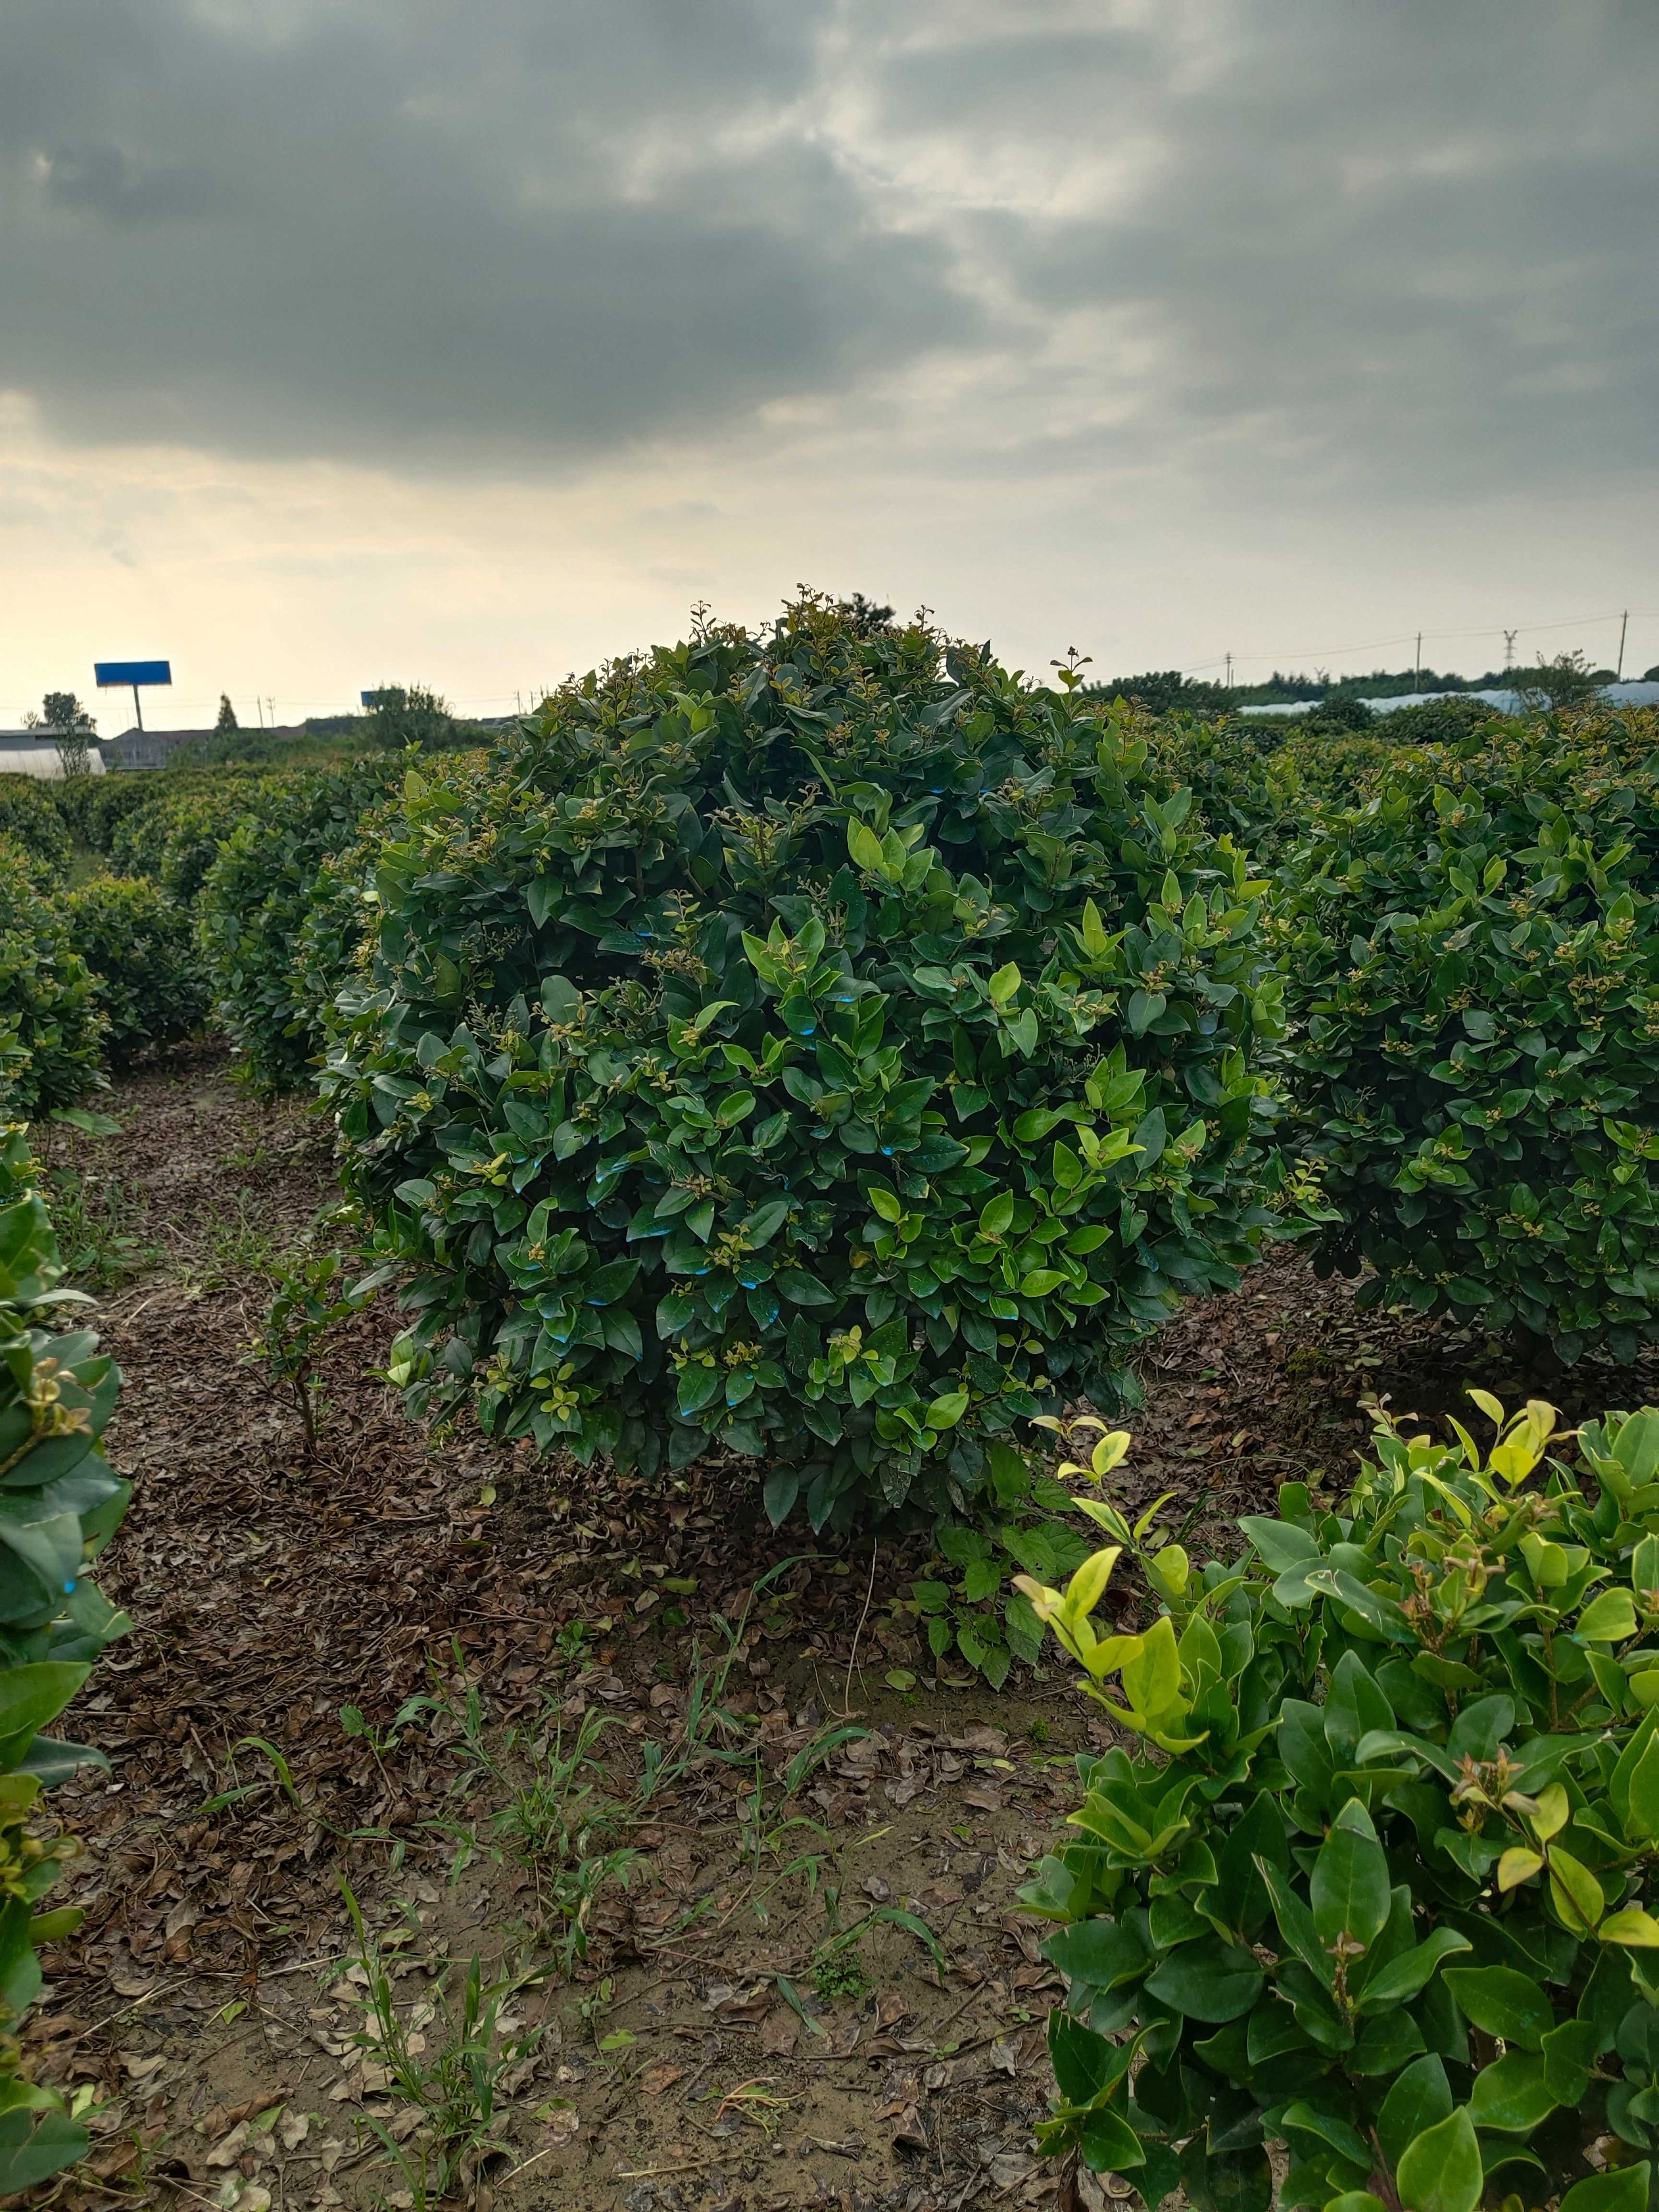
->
26, 1049, 1652, 2212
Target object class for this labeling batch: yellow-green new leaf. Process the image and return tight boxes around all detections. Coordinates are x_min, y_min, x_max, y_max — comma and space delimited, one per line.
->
1599, 1908, 1659, 1948
1062, 1547, 1121, 1627
1498, 1848, 1545, 1892
1578, 1588, 1638, 1643
1121, 1615, 1183, 1723
1089, 1431, 1131, 1480
1548, 1847, 1605, 1933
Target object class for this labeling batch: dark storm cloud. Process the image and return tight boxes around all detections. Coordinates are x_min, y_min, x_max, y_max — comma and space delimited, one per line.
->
0, 0, 976, 464
0, 0, 1655, 495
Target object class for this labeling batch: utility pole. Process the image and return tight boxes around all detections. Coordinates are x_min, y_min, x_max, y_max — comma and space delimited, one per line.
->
1224, 651, 1233, 691
1414, 633, 1422, 691
266, 696, 276, 729
1503, 629, 1518, 674
1617, 610, 1629, 681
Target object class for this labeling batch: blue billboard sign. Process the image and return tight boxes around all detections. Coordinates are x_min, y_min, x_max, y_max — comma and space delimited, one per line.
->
94, 661, 171, 688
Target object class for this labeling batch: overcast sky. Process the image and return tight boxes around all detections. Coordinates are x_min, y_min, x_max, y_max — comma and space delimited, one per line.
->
3, 0, 1657, 726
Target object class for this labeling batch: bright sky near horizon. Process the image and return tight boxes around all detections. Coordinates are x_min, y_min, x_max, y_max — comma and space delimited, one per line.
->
2, 0, 1657, 729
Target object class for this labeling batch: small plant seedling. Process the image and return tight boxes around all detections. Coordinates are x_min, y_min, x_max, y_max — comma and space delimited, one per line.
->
812, 1948, 871, 2004
339, 1882, 542, 2201
243, 1243, 369, 1461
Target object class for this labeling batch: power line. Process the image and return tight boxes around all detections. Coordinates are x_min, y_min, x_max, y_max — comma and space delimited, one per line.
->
1181, 607, 1658, 679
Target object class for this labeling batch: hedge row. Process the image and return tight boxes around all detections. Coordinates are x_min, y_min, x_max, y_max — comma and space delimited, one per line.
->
0, 1125, 131, 2193
193, 758, 405, 1094
1277, 714, 1659, 1360
0, 764, 328, 1118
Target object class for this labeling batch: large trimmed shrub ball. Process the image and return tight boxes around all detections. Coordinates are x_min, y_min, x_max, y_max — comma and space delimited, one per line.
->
326, 598, 1286, 1528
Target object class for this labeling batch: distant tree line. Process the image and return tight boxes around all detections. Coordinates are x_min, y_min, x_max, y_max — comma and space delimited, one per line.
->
1092, 648, 1657, 716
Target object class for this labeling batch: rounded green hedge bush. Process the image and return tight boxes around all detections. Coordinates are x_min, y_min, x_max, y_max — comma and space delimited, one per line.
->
0, 840, 104, 1117
196, 761, 403, 1094
1158, 720, 1401, 864
53, 771, 161, 854
108, 773, 286, 902
0, 780, 72, 885
326, 599, 1286, 1527
1280, 709, 1659, 1359
61, 874, 207, 1070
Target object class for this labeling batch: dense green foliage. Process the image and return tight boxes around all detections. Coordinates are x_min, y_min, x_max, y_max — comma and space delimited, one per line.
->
60, 877, 207, 1070
1157, 723, 1400, 865
1279, 712, 1659, 1360
1374, 697, 1504, 747
0, 1125, 131, 2192
1023, 1395, 1659, 2212
0, 845, 103, 1120
0, 787, 71, 889
48, 771, 158, 855
325, 600, 1285, 1527
108, 774, 284, 902
196, 761, 402, 1093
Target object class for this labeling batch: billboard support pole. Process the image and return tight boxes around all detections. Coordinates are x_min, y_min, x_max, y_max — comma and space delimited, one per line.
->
93, 660, 170, 742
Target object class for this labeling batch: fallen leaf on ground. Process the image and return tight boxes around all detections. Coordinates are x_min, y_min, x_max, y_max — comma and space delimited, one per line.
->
197, 2093, 284, 2139
204, 2121, 251, 2168
639, 2063, 685, 2096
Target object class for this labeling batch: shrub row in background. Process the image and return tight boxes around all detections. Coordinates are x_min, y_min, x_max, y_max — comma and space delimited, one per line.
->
0, 1125, 131, 2193
1154, 720, 1404, 865
1022, 1395, 1659, 2212
194, 758, 406, 1094
0, 790, 72, 890
48, 771, 166, 857
0, 843, 104, 1121
322, 597, 1288, 1528
107, 772, 290, 903
1279, 713, 1659, 1362
0, 761, 361, 1110
60, 877, 207, 1073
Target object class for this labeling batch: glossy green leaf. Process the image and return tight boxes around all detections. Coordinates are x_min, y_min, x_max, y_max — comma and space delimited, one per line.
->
1356, 1927, 1471, 2012
1377, 2055, 1453, 2171
1395, 2108, 1483, 2212
1041, 1918, 1146, 1990
1559, 2166, 1652, 2212
1466, 2049, 1556, 2133
1442, 1965, 1554, 2051
1310, 1799, 1392, 1956
1143, 1938, 1264, 2023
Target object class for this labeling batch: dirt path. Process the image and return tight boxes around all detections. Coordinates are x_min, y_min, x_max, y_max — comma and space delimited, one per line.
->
28, 1050, 1638, 2212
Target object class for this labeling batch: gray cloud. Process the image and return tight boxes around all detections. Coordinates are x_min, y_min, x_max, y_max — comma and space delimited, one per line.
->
0, 0, 977, 464
0, 0, 1655, 506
